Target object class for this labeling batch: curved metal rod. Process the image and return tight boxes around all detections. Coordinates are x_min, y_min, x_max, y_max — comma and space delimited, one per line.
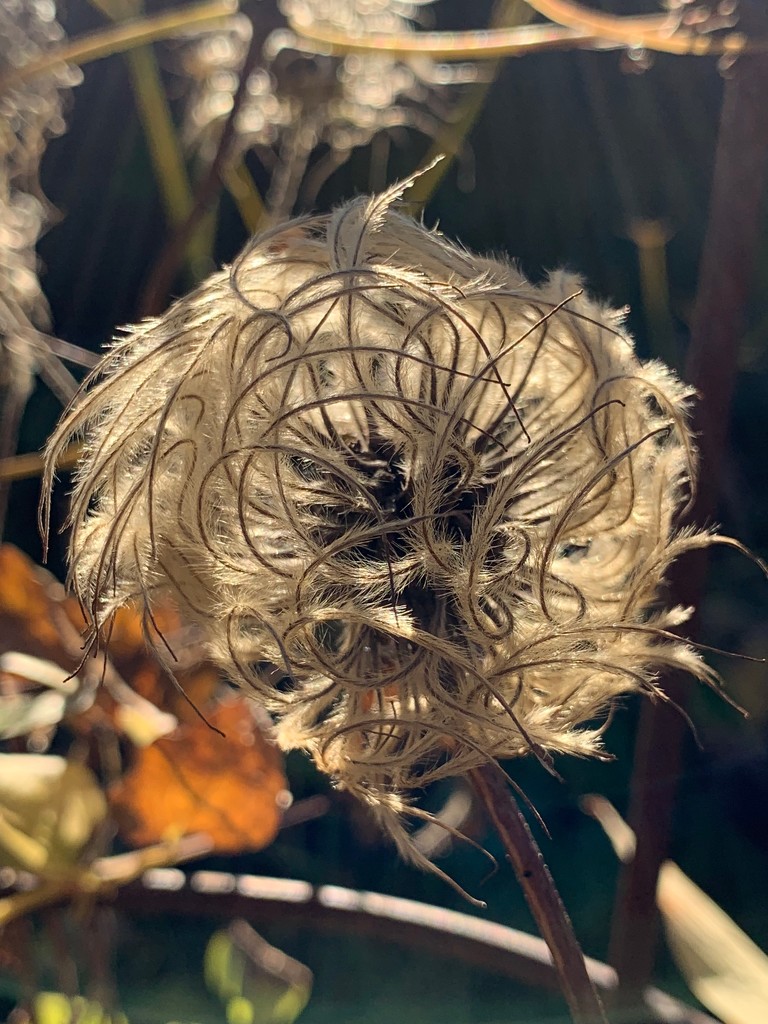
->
110, 868, 716, 1023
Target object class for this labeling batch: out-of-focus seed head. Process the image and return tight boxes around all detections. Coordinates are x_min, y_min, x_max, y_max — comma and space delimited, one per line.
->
177, 0, 474, 215
45, 173, 716, 879
0, 0, 79, 514
1, 0, 77, 348
0, 0, 78, 182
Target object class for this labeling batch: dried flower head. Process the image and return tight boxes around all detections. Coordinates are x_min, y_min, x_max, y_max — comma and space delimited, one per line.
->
45, 172, 717, 880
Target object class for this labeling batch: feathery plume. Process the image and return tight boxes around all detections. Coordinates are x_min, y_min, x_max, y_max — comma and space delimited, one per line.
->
45, 172, 719, 879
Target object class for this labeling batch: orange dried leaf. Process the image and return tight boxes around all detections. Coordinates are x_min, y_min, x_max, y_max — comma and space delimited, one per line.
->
0, 544, 218, 740
0, 545, 77, 669
86, 603, 221, 722
108, 698, 287, 853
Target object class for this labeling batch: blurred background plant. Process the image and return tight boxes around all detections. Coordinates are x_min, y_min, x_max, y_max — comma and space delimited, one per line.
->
177, 0, 481, 222
0, 0, 83, 534
1, 1, 767, 1023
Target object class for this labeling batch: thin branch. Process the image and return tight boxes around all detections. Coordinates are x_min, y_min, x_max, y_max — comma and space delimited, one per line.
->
0, 0, 236, 92
114, 869, 715, 1021
223, 159, 268, 234
0, 834, 213, 928
286, 19, 601, 60
629, 220, 679, 371
524, 0, 762, 56
0, 442, 83, 484
94, 1, 205, 274
122, 40, 196, 230
139, 7, 272, 316
470, 764, 609, 1024
287, 3, 768, 61
408, 0, 534, 210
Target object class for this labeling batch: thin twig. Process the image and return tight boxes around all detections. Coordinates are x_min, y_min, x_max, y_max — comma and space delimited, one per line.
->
44, 909, 80, 997
139, 7, 276, 316
470, 763, 609, 1024
0, 442, 83, 484
0, 0, 235, 92
113, 869, 716, 1022
408, 0, 533, 210
288, 19, 600, 60
123, 40, 196, 229
95, 0, 206, 278
524, 0, 763, 56
0, 361, 33, 538
287, 3, 768, 60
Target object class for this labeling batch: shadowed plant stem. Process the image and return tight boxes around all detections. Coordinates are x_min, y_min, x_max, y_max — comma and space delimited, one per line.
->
408, 0, 532, 210
138, 5, 279, 317
470, 764, 609, 1024
609, 20, 768, 1012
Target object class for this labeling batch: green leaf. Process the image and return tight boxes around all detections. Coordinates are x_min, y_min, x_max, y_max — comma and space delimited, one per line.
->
34, 993, 130, 1024
659, 861, 768, 1024
0, 755, 107, 873
0, 652, 84, 739
204, 923, 312, 1024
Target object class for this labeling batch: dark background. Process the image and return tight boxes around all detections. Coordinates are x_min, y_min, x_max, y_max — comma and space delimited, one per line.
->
4, 1, 768, 1019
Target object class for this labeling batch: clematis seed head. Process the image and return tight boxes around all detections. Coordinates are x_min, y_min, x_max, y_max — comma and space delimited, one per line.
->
44, 172, 717, 879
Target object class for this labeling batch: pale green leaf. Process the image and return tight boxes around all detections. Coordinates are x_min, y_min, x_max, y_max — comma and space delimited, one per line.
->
659, 860, 768, 1024
0, 755, 107, 873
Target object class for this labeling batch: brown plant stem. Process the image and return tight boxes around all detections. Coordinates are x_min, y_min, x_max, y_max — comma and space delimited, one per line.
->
608, 30, 768, 1013
138, 6, 280, 317
288, 19, 599, 60
470, 763, 609, 1024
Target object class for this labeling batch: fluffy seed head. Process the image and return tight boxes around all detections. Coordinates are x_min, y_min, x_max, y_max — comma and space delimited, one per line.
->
45, 173, 715, 875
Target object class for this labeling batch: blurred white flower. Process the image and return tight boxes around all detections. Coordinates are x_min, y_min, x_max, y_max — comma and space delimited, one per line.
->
177, 1, 474, 218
